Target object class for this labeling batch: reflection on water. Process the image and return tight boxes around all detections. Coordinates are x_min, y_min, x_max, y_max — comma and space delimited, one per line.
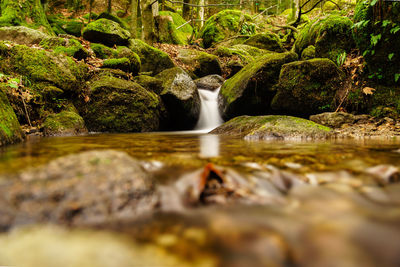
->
199, 134, 220, 158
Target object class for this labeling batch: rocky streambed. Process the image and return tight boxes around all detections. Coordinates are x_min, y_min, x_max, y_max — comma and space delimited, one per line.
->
1, 132, 400, 266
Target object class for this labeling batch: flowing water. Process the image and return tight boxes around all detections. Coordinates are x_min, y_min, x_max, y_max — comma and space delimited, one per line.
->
195, 87, 224, 132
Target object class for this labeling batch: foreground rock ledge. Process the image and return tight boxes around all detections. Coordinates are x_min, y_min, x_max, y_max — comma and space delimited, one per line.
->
210, 115, 332, 140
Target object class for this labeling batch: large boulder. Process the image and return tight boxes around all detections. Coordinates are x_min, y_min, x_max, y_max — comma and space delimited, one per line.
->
210, 115, 332, 140
156, 11, 193, 45
243, 32, 285, 52
218, 52, 298, 120
129, 39, 175, 75
0, 43, 88, 93
293, 15, 354, 62
177, 49, 222, 78
0, 26, 48, 45
42, 110, 88, 136
271, 58, 344, 116
155, 67, 200, 130
0, 150, 155, 227
0, 88, 24, 146
200, 10, 256, 48
194, 75, 225, 91
39, 37, 89, 60
82, 19, 131, 47
82, 76, 162, 132
353, 0, 400, 84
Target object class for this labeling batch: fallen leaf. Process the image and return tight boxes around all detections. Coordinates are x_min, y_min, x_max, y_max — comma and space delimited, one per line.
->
363, 87, 375, 95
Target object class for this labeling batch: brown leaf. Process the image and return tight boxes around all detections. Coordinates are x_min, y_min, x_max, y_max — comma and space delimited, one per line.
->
363, 87, 375, 95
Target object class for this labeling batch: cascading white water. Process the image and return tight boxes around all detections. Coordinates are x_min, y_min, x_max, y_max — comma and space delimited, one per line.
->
194, 87, 224, 132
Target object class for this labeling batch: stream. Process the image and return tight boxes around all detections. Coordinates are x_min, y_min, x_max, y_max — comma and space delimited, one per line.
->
1, 89, 400, 266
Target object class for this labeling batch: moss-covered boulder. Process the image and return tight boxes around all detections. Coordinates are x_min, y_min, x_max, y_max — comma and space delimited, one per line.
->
0, 88, 24, 146
133, 75, 164, 95
90, 43, 117, 59
200, 10, 256, 48
82, 19, 131, 47
293, 15, 354, 62
115, 46, 141, 75
157, 11, 193, 45
42, 110, 87, 136
155, 67, 200, 130
219, 52, 298, 120
271, 58, 343, 116
177, 49, 222, 78
301, 45, 316, 60
216, 44, 272, 66
129, 39, 175, 75
97, 11, 129, 29
243, 32, 285, 52
82, 76, 161, 132
353, 0, 400, 84
102, 58, 131, 72
0, 26, 48, 45
210, 115, 332, 140
63, 20, 84, 37
0, 43, 88, 93
39, 37, 89, 60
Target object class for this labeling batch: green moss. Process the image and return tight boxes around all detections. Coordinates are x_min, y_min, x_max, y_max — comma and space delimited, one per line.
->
200, 10, 256, 48
90, 43, 117, 59
293, 15, 354, 62
244, 32, 285, 52
157, 11, 193, 45
102, 58, 130, 72
64, 20, 84, 37
177, 49, 221, 78
301, 45, 315, 60
133, 75, 163, 94
82, 19, 131, 47
42, 110, 86, 136
40, 38, 88, 59
97, 12, 129, 29
0, 86, 23, 146
83, 12, 98, 21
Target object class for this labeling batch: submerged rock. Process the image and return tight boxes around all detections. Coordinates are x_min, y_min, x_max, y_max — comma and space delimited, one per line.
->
0, 89, 24, 146
194, 75, 224, 91
177, 49, 222, 78
210, 115, 332, 140
0, 150, 156, 228
271, 58, 344, 116
218, 52, 298, 120
129, 39, 175, 75
42, 111, 87, 136
82, 19, 131, 47
82, 76, 162, 132
156, 67, 200, 130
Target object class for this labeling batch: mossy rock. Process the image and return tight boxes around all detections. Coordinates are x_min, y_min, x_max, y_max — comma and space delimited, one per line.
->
293, 15, 354, 62
0, 87, 24, 146
271, 58, 344, 116
97, 12, 129, 29
40, 37, 89, 60
353, 0, 400, 85
200, 10, 256, 48
82, 19, 131, 47
90, 43, 117, 59
42, 110, 87, 136
63, 20, 84, 37
83, 12, 98, 21
210, 115, 332, 140
133, 75, 164, 95
0, 43, 88, 93
215, 44, 271, 67
157, 11, 193, 45
115, 46, 141, 76
102, 58, 131, 73
0, 26, 49, 45
129, 39, 175, 75
301, 45, 316, 60
177, 49, 222, 78
219, 52, 298, 120
82, 76, 162, 132
155, 67, 200, 130
243, 32, 285, 52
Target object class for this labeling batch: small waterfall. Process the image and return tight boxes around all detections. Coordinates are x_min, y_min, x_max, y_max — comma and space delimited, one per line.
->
195, 87, 224, 132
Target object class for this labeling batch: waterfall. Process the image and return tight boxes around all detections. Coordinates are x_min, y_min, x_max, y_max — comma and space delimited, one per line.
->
194, 87, 224, 132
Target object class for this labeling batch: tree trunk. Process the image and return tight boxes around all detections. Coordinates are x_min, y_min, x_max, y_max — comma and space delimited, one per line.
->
140, 0, 156, 44
197, 0, 204, 28
0, 0, 53, 34
182, 0, 191, 20
131, 0, 138, 38
107, 0, 112, 13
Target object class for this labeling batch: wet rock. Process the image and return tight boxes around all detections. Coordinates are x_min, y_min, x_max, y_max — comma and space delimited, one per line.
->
218, 52, 298, 120
365, 165, 400, 185
42, 111, 88, 136
194, 75, 224, 91
271, 58, 344, 116
0, 89, 24, 146
129, 39, 175, 75
310, 112, 357, 128
82, 75, 162, 132
210, 115, 332, 140
0, 150, 156, 228
0, 26, 48, 45
82, 19, 131, 47
156, 67, 200, 130
177, 49, 222, 78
